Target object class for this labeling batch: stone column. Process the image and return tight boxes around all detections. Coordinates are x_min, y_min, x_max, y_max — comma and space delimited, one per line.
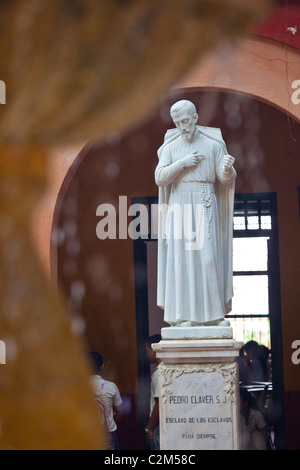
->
153, 335, 243, 450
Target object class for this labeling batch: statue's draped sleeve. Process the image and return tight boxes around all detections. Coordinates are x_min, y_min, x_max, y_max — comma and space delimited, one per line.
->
155, 144, 185, 187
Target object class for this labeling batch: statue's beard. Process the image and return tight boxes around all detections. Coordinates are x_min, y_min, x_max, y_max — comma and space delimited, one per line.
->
181, 129, 196, 142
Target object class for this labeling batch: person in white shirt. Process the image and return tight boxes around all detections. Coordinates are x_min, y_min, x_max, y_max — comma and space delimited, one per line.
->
89, 352, 122, 450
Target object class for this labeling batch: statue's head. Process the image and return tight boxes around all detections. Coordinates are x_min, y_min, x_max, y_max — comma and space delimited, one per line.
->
170, 100, 198, 142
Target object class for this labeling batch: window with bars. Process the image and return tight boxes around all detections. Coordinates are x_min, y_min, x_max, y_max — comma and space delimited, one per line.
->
233, 196, 272, 232
228, 194, 275, 349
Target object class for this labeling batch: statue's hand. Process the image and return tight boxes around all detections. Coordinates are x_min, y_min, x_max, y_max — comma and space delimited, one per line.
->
223, 154, 235, 173
181, 151, 205, 169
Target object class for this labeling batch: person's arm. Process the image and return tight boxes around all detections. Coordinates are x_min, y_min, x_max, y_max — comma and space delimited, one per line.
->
258, 426, 272, 450
145, 398, 159, 440
255, 409, 272, 450
113, 405, 122, 422
113, 385, 123, 422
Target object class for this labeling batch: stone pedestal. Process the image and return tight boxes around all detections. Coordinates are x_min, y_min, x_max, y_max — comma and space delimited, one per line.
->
153, 337, 243, 450
161, 325, 233, 340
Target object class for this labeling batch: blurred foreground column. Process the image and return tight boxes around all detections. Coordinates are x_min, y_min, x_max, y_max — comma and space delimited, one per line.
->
0, 147, 103, 450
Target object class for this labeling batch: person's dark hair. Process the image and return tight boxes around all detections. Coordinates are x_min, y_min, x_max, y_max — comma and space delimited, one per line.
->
89, 351, 103, 373
146, 334, 162, 346
240, 388, 258, 409
244, 340, 268, 378
244, 340, 258, 351
261, 345, 270, 361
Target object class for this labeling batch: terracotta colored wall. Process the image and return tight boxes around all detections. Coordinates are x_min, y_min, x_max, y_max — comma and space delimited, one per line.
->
32, 143, 86, 274
176, 36, 300, 123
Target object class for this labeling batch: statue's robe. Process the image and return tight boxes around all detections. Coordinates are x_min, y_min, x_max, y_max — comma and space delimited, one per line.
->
155, 127, 236, 325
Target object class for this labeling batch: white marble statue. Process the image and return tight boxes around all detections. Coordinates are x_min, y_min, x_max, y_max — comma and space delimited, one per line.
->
155, 100, 236, 327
